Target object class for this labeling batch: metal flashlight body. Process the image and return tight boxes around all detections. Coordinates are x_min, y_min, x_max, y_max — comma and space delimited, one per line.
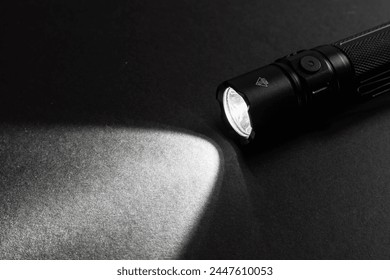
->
217, 22, 390, 144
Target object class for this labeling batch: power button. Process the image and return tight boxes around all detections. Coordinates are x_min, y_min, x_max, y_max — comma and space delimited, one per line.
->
300, 56, 322, 73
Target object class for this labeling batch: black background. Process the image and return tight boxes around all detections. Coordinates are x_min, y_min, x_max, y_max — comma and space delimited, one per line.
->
1, 0, 390, 259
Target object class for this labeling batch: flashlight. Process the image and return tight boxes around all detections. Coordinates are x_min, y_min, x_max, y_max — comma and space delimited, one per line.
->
217, 22, 390, 144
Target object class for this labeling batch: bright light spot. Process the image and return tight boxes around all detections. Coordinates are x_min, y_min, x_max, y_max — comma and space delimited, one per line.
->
0, 125, 221, 259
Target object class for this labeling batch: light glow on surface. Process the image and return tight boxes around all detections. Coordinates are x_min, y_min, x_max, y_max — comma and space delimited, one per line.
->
0, 125, 221, 259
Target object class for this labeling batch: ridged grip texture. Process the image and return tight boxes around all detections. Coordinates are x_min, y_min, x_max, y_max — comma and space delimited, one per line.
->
333, 22, 390, 82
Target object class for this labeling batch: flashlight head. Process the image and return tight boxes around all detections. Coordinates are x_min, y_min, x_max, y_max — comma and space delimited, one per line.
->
217, 64, 299, 144
217, 46, 354, 145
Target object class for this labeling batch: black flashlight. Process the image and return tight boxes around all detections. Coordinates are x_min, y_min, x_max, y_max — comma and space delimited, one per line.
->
217, 22, 390, 144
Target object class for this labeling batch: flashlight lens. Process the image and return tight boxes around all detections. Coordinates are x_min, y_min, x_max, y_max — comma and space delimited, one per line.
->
222, 87, 252, 138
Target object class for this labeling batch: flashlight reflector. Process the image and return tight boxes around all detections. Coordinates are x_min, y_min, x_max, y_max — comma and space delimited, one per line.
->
222, 87, 252, 138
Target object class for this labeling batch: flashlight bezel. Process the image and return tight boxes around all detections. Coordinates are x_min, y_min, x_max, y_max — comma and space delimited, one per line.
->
217, 82, 256, 144
222, 86, 253, 139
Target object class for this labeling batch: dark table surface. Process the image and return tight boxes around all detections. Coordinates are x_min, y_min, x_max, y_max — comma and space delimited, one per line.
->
1, 0, 390, 259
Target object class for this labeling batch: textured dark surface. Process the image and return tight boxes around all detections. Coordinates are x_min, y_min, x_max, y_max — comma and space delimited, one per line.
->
335, 22, 390, 81
1, 0, 390, 259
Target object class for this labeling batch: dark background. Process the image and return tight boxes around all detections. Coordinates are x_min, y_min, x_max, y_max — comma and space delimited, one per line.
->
1, 0, 390, 259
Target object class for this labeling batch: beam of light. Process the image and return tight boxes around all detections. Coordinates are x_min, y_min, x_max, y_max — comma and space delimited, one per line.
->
0, 124, 221, 259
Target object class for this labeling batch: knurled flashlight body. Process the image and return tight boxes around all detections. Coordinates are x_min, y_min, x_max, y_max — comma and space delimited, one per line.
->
217, 22, 390, 143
